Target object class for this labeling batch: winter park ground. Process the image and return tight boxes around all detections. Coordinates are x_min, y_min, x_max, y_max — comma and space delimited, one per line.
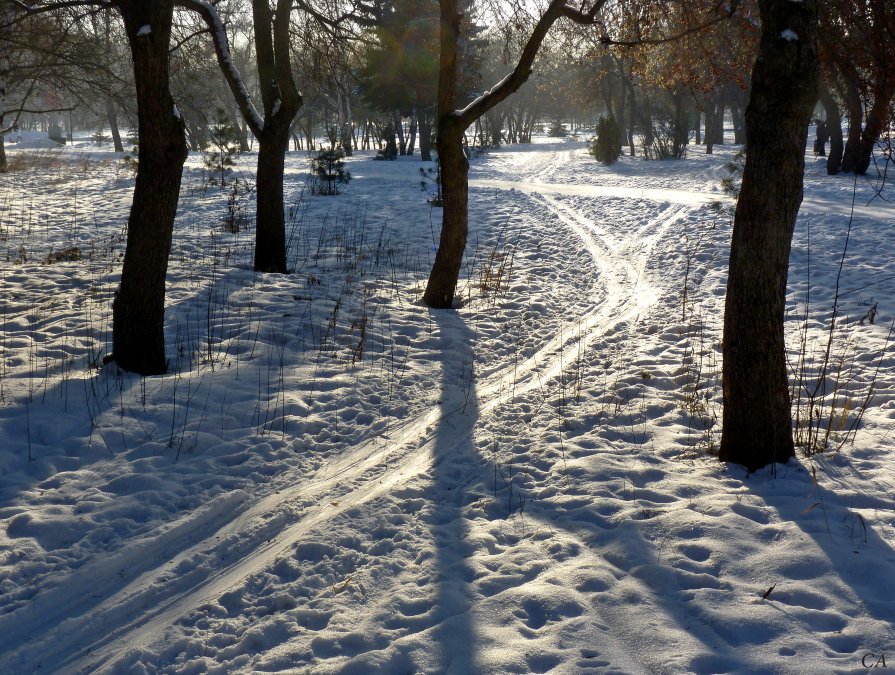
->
0, 132, 894, 674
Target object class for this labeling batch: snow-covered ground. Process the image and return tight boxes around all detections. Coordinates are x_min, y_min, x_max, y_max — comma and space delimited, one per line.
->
1, 132, 894, 674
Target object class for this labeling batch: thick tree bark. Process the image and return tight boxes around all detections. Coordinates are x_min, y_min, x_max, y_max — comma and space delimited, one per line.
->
818, 81, 843, 175
424, 123, 467, 307
255, 121, 289, 272
112, 0, 187, 375
720, 0, 818, 471
423, 0, 465, 308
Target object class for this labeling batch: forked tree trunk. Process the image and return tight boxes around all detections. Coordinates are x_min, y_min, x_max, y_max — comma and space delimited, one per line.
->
720, 0, 818, 471
186, 0, 301, 275
423, 0, 604, 307
112, 0, 187, 375
819, 82, 843, 175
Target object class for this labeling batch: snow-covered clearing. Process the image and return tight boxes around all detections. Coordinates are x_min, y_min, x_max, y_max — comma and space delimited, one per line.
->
1, 134, 894, 673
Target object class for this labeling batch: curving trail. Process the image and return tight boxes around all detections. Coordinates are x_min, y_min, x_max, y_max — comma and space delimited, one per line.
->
0, 146, 696, 674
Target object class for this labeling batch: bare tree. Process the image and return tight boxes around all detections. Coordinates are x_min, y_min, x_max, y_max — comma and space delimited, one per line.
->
720, 0, 819, 470
5, 0, 189, 374
182, 0, 305, 273
423, 0, 607, 308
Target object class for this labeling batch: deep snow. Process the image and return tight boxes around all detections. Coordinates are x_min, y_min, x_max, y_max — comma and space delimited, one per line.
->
0, 131, 894, 674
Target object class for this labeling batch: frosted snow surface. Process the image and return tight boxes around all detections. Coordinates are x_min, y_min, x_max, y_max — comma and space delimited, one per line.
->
0, 132, 894, 673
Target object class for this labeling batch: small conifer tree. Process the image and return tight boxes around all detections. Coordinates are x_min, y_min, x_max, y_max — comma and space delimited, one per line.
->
311, 148, 351, 195
589, 116, 623, 166
204, 108, 241, 189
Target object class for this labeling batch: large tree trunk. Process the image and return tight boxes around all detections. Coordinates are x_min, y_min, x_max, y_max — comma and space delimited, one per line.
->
254, 121, 289, 273
424, 123, 467, 307
112, 0, 187, 375
424, 0, 465, 308
819, 81, 843, 175
720, 0, 818, 471
250, 0, 302, 273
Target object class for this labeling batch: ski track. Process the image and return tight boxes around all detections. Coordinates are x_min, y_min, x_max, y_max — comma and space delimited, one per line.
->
0, 152, 697, 673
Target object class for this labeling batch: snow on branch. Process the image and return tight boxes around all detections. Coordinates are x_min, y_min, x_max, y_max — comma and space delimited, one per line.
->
176, 0, 265, 134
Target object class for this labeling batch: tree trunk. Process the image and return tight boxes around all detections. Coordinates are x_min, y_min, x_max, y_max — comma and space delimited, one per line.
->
731, 105, 746, 144
419, 110, 432, 161
720, 0, 818, 471
424, 0, 465, 308
839, 65, 863, 174
254, 121, 289, 273
705, 103, 715, 154
423, 123, 467, 308
396, 112, 407, 155
852, 82, 895, 175
227, 102, 249, 152
819, 82, 843, 175
711, 101, 725, 146
0, 33, 9, 173
106, 99, 124, 152
112, 0, 188, 375
408, 111, 417, 155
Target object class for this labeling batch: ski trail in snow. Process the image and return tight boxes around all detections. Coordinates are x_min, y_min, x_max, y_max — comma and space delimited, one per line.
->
0, 173, 695, 675
470, 178, 724, 207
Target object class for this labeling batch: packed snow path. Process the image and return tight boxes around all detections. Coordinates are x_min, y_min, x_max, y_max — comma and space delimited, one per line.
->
1, 144, 690, 672
1, 138, 894, 673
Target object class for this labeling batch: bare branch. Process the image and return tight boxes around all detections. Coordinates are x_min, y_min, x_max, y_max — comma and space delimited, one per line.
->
457, 0, 607, 128
174, 0, 265, 134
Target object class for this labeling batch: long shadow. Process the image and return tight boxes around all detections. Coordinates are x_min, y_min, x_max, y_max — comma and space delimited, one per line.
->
424, 305, 752, 672
742, 461, 895, 654
429, 307, 480, 673
487, 453, 752, 673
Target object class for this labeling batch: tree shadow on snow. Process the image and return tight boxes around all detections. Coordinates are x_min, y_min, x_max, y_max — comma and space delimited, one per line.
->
738, 459, 895, 658
428, 307, 480, 673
